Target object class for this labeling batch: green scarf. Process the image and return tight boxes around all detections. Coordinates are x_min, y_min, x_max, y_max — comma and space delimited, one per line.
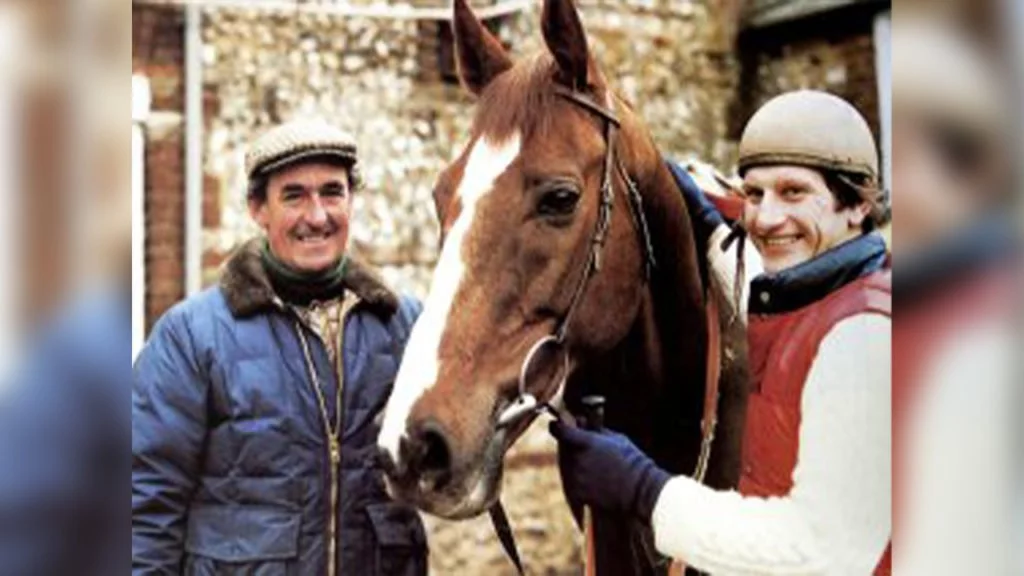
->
260, 239, 348, 305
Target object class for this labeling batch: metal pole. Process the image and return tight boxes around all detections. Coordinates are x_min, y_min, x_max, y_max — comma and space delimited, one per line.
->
184, 3, 203, 296
132, 76, 151, 360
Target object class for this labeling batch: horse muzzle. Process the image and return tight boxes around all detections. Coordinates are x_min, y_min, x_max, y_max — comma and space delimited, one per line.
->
376, 419, 506, 519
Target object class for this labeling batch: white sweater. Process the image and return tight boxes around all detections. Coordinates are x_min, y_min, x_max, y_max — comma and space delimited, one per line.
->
650, 231, 891, 574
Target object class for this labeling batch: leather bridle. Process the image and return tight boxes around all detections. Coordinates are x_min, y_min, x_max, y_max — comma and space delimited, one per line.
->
488, 85, 659, 575
486, 85, 725, 576
495, 85, 657, 432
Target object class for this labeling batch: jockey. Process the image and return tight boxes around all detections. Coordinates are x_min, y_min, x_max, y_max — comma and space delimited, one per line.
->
550, 90, 892, 575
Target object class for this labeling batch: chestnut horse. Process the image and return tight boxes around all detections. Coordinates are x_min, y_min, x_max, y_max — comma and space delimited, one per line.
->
378, 0, 748, 573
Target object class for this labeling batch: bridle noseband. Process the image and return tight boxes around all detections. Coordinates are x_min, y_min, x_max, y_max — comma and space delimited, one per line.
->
496, 84, 657, 430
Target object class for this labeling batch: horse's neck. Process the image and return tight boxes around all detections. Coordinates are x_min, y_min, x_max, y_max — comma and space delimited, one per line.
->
573, 160, 709, 474
645, 161, 710, 465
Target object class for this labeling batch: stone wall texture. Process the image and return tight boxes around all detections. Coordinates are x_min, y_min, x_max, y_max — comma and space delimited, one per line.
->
738, 5, 882, 143
136, 1, 885, 573
198, 0, 750, 299
203, 8, 459, 295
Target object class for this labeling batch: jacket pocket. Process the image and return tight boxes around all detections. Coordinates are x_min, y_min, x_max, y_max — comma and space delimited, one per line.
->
365, 502, 428, 576
183, 506, 300, 576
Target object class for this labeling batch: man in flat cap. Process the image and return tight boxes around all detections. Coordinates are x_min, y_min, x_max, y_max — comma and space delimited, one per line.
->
554, 91, 893, 574
133, 119, 427, 576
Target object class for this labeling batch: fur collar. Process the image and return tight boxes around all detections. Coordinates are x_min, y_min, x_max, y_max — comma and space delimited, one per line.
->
219, 237, 399, 319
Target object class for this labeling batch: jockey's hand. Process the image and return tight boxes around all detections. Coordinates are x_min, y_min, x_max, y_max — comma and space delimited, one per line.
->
665, 158, 726, 243
549, 420, 671, 522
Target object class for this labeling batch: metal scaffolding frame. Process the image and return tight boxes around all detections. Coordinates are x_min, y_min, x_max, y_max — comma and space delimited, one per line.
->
133, 0, 532, 20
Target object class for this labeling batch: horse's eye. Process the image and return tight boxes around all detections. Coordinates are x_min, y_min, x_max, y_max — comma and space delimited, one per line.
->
537, 187, 580, 217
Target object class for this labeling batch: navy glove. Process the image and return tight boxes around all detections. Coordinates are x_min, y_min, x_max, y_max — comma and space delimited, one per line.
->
666, 158, 725, 243
550, 420, 671, 522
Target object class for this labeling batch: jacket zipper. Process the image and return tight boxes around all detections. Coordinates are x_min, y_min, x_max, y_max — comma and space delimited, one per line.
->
291, 294, 360, 576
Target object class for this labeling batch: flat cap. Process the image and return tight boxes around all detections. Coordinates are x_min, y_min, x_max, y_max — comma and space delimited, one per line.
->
246, 119, 358, 179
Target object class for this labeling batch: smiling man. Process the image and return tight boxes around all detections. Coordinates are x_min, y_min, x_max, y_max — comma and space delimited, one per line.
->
739, 92, 889, 279
133, 120, 427, 575
554, 91, 893, 574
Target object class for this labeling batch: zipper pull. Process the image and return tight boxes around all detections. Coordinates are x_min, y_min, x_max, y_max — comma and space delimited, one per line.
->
329, 436, 341, 465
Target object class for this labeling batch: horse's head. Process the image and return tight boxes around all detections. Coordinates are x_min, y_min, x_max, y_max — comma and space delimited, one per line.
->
377, 0, 665, 518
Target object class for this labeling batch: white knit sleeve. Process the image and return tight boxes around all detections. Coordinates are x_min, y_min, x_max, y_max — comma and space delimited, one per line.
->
650, 314, 891, 575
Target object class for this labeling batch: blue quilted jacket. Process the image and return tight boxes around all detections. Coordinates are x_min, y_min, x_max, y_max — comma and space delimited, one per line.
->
132, 239, 426, 576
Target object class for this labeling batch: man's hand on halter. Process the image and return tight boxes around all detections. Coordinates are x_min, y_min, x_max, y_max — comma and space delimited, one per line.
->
549, 421, 671, 522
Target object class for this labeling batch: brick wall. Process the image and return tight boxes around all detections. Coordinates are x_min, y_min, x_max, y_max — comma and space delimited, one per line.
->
134, 5, 186, 332
135, 5, 226, 331
143, 125, 186, 332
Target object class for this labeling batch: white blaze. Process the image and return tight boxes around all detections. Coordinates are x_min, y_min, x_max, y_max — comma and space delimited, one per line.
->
378, 132, 522, 461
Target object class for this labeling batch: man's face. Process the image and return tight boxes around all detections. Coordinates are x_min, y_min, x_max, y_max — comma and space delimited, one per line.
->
742, 165, 868, 274
249, 161, 353, 274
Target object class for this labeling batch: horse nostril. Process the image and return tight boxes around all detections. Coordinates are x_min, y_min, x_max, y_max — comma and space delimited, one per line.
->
421, 428, 451, 474
409, 421, 453, 489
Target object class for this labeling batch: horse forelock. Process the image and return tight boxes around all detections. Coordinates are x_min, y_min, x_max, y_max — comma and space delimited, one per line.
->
472, 53, 564, 143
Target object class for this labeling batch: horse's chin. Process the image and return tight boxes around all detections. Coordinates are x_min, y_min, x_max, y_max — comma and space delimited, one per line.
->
429, 470, 502, 519
383, 425, 508, 520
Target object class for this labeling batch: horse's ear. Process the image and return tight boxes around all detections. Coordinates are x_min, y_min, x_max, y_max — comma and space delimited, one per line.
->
453, 0, 512, 96
542, 0, 590, 90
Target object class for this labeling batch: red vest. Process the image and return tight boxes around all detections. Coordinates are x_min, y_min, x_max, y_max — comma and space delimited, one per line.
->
739, 269, 892, 574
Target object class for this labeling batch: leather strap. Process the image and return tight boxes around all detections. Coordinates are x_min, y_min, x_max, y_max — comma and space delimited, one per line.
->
693, 291, 722, 483
584, 507, 598, 576
489, 501, 525, 575
670, 271, 726, 576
